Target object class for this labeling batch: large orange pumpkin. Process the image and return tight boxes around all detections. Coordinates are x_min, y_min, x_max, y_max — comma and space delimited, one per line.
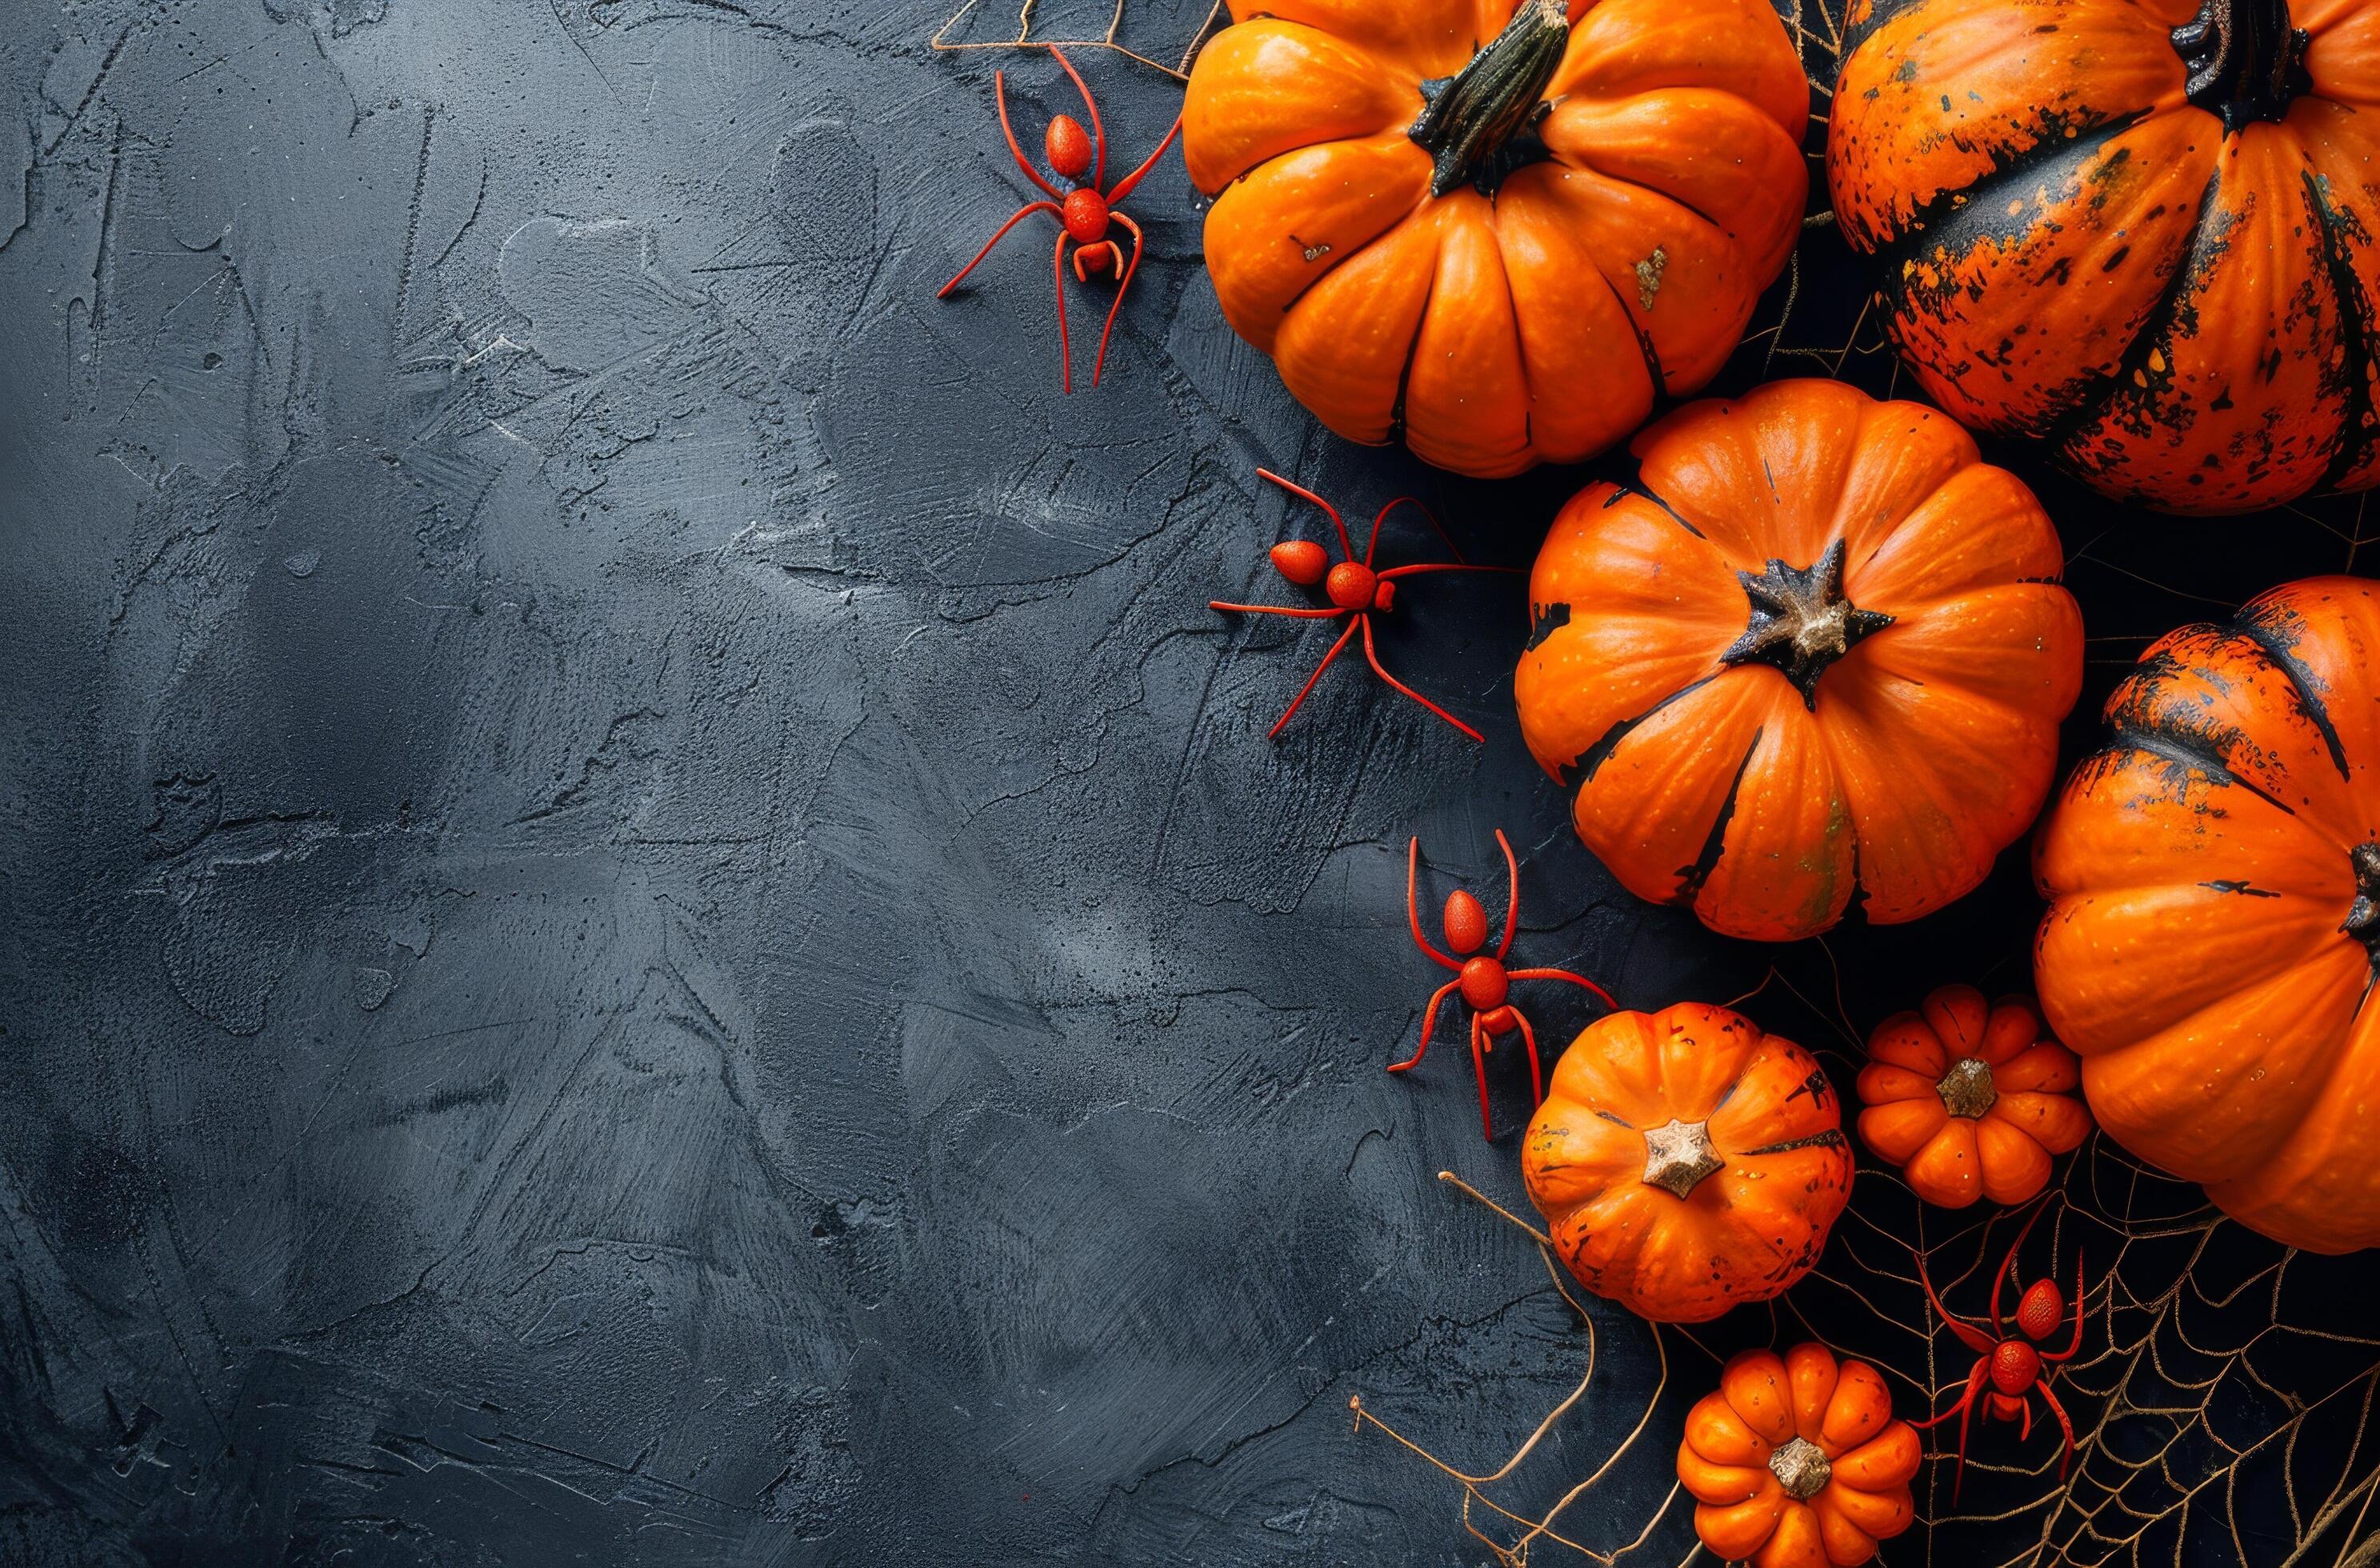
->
1514, 378, 2085, 942
1522, 1002, 1853, 1323
1179, 0, 1807, 478
1855, 986, 2093, 1209
1678, 1343, 1921, 1568
1828, 0, 2380, 515
2034, 576, 2380, 1254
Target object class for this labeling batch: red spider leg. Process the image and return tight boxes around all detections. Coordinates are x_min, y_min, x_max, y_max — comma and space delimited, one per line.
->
1513, 1007, 1544, 1107
2012, 1398, 2034, 1441
1051, 227, 1075, 392
993, 72, 1064, 200
1105, 114, 1182, 206
1257, 469, 1356, 562
1359, 615, 1486, 742
1991, 1200, 2054, 1340
937, 202, 1062, 298
1407, 838, 1461, 971
1046, 46, 1106, 188
1493, 827, 1521, 958
1470, 1012, 1494, 1141
1508, 969, 1620, 1010
1364, 495, 1466, 568
1266, 614, 1362, 738
1914, 1360, 1990, 1502
1088, 211, 1142, 387
1915, 1250, 1998, 1355
1206, 602, 1342, 618
2038, 1382, 2078, 1481
2043, 1251, 2088, 1362
1389, 979, 1462, 1074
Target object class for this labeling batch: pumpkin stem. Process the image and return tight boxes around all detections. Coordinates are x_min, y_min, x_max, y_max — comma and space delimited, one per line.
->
2343, 842, 2380, 959
1409, 0, 1570, 198
1768, 1436, 1833, 1501
1935, 1057, 1998, 1119
1640, 1117, 1726, 1199
2173, 0, 2310, 133
1719, 539, 1895, 710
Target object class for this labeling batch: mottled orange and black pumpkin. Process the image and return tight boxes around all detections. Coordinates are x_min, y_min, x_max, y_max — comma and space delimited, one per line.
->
1515, 380, 2084, 943
1828, 0, 2380, 514
1181, 0, 1807, 478
2035, 576, 2380, 1254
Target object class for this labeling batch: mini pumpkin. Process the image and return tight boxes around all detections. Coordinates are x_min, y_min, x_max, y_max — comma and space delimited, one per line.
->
1514, 378, 2084, 942
1678, 1343, 1921, 1568
1522, 1002, 1852, 1323
1180, 0, 1807, 478
1854, 986, 2093, 1209
1828, 0, 2380, 514
2034, 576, 2380, 1254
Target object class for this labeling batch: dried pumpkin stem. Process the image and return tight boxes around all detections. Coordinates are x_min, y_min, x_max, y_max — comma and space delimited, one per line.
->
1408, 0, 1570, 198
1720, 538, 1894, 710
1935, 1056, 1998, 1118
1640, 1118, 1726, 1199
2172, 0, 2310, 132
2344, 842, 2380, 963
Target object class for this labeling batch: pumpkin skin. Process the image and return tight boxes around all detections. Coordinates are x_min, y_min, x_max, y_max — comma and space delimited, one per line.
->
2034, 576, 2380, 1254
1514, 378, 2085, 942
1827, 0, 2380, 515
1854, 986, 2093, 1209
1678, 1343, 1921, 1568
1522, 1003, 1853, 1323
1179, 0, 1807, 478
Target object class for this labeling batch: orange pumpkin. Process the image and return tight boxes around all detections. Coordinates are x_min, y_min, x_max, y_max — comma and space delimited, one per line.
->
1827, 0, 2380, 515
1678, 1343, 1921, 1568
1514, 378, 2085, 942
2034, 576, 2380, 1254
1522, 1003, 1852, 1323
1854, 986, 2093, 1209
1179, 0, 1806, 478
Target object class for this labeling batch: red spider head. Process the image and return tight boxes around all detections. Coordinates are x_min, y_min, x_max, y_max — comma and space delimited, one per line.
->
1443, 889, 1488, 956
1046, 114, 1093, 182
1326, 561, 1381, 612
1268, 540, 1329, 587
2016, 1276, 2066, 1341
1990, 1338, 2042, 1396
1061, 187, 1110, 244
1458, 954, 1509, 1010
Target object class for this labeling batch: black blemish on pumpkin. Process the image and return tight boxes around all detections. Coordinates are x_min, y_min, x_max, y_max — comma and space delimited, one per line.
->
2237, 597, 2353, 782
1741, 1129, 1850, 1157
1566, 674, 1721, 787
1783, 1066, 1834, 1109
2304, 169, 2380, 490
1525, 601, 1571, 652
1674, 727, 1761, 903
2202, 879, 2280, 897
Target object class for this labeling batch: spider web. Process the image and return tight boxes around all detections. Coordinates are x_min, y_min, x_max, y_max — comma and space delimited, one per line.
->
930, 0, 1226, 79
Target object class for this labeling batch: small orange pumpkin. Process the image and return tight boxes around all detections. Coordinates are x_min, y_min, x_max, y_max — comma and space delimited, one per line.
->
1828, 0, 2380, 514
2035, 576, 2380, 1254
1854, 986, 2093, 1209
1180, 0, 1807, 478
1522, 1003, 1852, 1323
1514, 378, 2084, 942
1678, 1343, 1921, 1568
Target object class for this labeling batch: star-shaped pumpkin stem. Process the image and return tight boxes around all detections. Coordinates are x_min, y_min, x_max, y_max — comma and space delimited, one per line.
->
1640, 1116, 1726, 1199
1720, 538, 1895, 710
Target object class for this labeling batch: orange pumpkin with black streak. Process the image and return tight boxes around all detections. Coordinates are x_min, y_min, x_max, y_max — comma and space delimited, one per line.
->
1522, 1003, 1852, 1323
1514, 379, 2084, 943
1828, 0, 2380, 514
2035, 576, 2380, 1254
1180, 0, 1806, 478
1855, 987, 2093, 1209
1678, 1343, 1921, 1568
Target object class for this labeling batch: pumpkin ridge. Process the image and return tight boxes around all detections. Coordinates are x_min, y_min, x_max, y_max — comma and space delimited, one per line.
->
2109, 724, 2306, 822
1675, 726, 1762, 905
2302, 163, 2380, 491
2235, 604, 2357, 784
1382, 250, 1440, 446
1564, 671, 1727, 788
1863, 105, 2158, 262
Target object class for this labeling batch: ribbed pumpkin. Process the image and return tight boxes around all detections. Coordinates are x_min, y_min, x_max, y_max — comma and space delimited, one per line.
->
1678, 1343, 1921, 1568
1179, 0, 1807, 478
1514, 378, 2085, 942
1855, 986, 2093, 1209
2035, 576, 2380, 1254
1522, 1003, 1853, 1323
1828, 0, 2380, 514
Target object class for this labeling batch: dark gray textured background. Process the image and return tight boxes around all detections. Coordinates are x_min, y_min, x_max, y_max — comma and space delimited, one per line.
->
4, 2, 2378, 1564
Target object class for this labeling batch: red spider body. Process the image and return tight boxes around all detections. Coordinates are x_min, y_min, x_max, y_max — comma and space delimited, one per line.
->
937, 50, 1181, 392
1209, 470, 1517, 742
1914, 1202, 2089, 1499
1389, 830, 1616, 1140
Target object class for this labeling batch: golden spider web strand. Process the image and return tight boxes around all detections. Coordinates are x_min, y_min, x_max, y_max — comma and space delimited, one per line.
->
930, 0, 1227, 80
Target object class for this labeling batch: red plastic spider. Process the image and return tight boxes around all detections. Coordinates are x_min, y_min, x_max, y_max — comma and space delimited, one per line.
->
1914, 1201, 2089, 1500
1390, 830, 1616, 1140
935, 47, 1180, 392
1210, 470, 1517, 742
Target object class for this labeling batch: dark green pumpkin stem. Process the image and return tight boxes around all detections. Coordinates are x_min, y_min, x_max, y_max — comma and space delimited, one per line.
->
2173, 0, 2311, 132
1409, 0, 1570, 198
